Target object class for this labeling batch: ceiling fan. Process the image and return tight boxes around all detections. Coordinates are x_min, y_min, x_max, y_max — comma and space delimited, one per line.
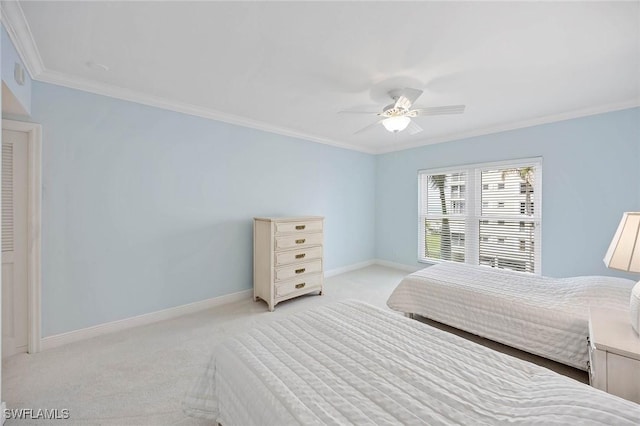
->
340, 88, 465, 135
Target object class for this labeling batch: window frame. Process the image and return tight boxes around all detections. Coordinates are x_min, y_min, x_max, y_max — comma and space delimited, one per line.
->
417, 157, 543, 274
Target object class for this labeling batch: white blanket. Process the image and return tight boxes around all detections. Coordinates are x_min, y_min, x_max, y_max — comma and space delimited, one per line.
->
387, 263, 634, 370
183, 301, 640, 425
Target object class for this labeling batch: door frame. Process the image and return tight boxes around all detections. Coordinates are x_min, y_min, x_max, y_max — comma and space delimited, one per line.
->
2, 119, 42, 354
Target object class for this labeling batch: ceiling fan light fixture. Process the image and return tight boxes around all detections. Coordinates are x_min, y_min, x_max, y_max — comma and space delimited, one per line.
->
382, 116, 411, 133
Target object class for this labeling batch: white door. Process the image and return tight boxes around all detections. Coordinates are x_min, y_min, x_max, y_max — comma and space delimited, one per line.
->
2, 129, 28, 358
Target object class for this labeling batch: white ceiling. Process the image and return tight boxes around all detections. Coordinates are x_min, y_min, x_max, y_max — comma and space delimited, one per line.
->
3, 1, 639, 153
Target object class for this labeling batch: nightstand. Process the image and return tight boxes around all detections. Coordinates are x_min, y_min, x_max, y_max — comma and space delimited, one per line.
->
588, 307, 640, 403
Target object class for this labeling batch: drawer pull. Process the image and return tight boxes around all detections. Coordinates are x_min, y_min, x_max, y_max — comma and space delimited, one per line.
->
295, 253, 306, 259
295, 268, 306, 274
295, 225, 306, 230
295, 283, 306, 289
295, 239, 306, 244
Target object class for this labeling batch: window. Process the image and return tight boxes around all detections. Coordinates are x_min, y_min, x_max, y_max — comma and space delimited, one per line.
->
520, 202, 534, 215
451, 184, 465, 199
419, 158, 542, 274
451, 201, 465, 214
452, 232, 465, 247
418, 171, 467, 263
479, 255, 494, 266
520, 182, 533, 194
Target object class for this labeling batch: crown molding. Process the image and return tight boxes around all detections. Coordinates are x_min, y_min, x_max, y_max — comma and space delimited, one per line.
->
0, 0, 45, 78
36, 69, 375, 154
375, 99, 640, 154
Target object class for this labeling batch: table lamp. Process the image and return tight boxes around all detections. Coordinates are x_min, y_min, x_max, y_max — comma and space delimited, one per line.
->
604, 212, 640, 336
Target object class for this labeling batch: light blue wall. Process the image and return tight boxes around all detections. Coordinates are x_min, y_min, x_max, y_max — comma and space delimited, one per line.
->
376, 108, 640, 279
30, 82, 376, 336
15, 80, 640, 336
1, 25, 31, 114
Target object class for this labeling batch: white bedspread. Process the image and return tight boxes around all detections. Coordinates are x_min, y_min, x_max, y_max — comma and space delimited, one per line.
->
183, 300, 640, 425
387, 263, 634, 370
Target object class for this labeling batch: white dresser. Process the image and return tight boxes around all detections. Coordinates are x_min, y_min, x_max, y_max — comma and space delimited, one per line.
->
588, 307, 640, 404
253, 216, 324, 311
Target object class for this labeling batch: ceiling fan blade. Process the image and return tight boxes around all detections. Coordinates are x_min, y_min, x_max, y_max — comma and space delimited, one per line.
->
354, 119, 384, 135
391, 88, 424, 110
412, 105, 466, 116
338, 110, 381, 115
407, 120, 423, 136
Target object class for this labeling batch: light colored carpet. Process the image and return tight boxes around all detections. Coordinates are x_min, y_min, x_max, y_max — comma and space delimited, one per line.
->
2, 265, 586, 425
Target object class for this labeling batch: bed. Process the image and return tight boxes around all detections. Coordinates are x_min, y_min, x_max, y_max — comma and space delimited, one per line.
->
387, 263, 635, 370
183, 300, 639, 425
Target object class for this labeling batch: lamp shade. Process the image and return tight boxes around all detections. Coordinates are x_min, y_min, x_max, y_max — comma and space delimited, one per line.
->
604, 212, 640, 336
382, 116, 411, 133
604, 212, 640, 272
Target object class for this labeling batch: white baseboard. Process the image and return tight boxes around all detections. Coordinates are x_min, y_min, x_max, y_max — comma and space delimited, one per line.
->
374, 259, 422, 272
41, 289, 252, 351
40, 258, 420, 351
324, 258, 422, 277
324, 259, 423, 278
324, 260, 376, 278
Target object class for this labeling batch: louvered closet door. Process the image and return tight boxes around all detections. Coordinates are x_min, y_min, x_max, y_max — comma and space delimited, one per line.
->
2, 129, 28, 358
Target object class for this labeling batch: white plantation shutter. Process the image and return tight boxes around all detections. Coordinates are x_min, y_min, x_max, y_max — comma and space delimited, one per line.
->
478, 164, 541, 273
2, 142, 14, 252
418, 170, 468, 263
418, 158, 542, 274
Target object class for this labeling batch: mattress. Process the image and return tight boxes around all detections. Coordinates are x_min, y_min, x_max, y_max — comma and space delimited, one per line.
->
387, 263, 634, 370
183, 300, 640, 425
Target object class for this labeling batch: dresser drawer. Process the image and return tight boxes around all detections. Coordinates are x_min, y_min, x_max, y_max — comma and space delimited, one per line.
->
607, 353, 640, 402
275, 246, 323, 266
275, 274, 322, 298
275, 220, 323, 235
275, 259, 322, 282
275, 233, 322, 250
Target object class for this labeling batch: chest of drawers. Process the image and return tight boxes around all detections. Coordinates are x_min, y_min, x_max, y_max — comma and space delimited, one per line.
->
253, 216, 324, 311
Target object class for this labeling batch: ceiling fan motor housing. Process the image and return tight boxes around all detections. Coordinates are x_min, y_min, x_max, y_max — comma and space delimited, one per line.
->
382, 103, 407, 117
